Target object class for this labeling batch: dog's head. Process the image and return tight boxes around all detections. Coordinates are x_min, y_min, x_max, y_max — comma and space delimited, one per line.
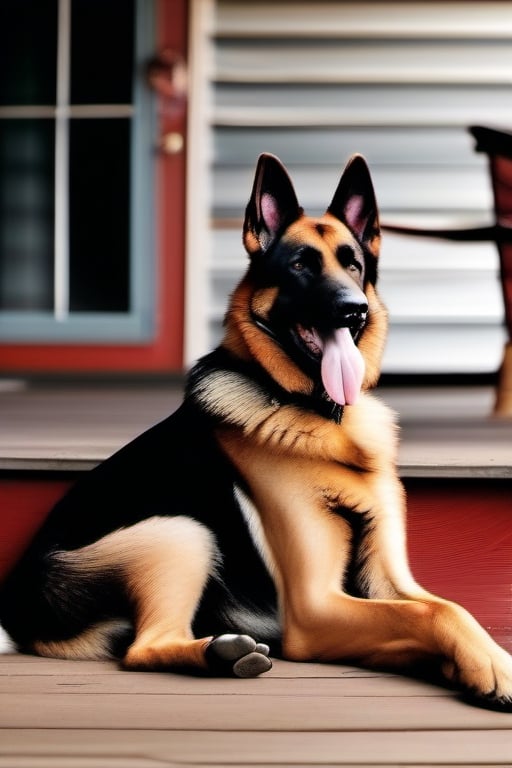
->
223, 153, 388, 406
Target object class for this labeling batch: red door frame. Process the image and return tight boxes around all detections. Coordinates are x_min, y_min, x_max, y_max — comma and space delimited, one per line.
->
0, 0, 187, 375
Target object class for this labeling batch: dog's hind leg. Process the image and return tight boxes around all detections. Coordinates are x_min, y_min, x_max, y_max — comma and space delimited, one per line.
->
118, 517, 271, 677
116, 515, 219, 671
38, 516, 271, 677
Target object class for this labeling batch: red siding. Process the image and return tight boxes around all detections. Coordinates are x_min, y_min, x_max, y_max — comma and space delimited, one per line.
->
406, 479, 512, 652
0, 478, 72, 579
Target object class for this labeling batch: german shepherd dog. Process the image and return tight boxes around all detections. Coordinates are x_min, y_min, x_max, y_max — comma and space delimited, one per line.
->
1, 153, 512, 710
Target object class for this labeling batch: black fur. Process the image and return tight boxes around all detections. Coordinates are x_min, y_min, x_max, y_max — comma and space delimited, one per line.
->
0, 389, 280, 653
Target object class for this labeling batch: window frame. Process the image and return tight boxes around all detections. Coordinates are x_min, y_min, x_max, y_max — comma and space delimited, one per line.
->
0, 0, 155, 342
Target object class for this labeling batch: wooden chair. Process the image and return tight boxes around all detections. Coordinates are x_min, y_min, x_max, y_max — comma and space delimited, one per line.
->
383, 125, 512, 416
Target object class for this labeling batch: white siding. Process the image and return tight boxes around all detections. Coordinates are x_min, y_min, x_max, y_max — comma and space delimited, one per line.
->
186, 0, 512, 373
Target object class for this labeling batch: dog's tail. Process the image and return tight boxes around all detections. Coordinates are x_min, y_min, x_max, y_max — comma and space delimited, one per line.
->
31, 618, 133, 660
0, 544, 134, 661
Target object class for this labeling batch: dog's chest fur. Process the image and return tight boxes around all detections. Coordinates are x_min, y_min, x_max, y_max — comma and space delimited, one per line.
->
211, 382, 399, 600
219, 394, 395, 509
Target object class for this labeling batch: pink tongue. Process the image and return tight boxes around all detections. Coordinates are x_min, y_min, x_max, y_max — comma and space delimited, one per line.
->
320, 327, 365, 405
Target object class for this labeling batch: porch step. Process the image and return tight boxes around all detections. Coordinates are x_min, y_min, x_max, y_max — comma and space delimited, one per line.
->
0, 382, 510, 476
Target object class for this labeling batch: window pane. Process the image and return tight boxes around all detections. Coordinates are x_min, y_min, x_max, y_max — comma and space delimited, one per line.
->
0, 0, 57, 106
70, 0, 135, 105
0, 120, 55, 310
69, 119, 130, 312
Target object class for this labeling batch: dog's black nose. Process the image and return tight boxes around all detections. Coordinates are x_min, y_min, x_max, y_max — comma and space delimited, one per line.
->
332, 291, 368, 328
342, 301, 368, 318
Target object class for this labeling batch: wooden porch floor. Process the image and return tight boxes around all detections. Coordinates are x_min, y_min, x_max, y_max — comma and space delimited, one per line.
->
0, 381, 511, 766
1, 652, 512, 767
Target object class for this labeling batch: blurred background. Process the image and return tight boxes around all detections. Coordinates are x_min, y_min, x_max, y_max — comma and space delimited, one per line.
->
1, 0, 511, 380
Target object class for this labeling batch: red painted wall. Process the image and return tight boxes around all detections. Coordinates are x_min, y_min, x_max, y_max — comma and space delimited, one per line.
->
405, 479, 512, 652
0, 478, 73, 579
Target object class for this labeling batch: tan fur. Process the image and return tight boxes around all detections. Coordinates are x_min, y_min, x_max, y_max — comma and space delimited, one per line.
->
121, 517, 217, 671
224, 278, 316, 397
356, 283, 388, 389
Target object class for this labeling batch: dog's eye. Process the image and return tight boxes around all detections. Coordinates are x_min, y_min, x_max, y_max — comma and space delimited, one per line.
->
337, 245, 363, 276
289, 247, 321, 275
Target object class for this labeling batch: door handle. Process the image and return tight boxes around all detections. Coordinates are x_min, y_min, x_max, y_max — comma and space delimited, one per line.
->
146, 48, 187, 154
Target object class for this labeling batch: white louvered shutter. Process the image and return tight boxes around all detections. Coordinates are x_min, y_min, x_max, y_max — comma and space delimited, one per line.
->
185, 1, 512, 374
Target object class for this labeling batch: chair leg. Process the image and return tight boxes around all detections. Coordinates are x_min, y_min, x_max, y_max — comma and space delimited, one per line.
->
493, 341, 512, 417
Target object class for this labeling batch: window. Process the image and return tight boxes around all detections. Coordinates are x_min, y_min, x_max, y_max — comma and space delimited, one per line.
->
0, 0, 156, 342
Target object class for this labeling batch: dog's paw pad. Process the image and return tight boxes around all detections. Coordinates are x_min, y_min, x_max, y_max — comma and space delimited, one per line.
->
254, 642, 270, 656
233, 650, 272, 678
205, 633, 272, 678
208, 633, 256, 661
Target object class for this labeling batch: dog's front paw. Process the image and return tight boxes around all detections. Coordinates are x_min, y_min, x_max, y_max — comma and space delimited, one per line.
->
470, 654, 512, 712
443, 643, 512, 711
205, 633, 272, 678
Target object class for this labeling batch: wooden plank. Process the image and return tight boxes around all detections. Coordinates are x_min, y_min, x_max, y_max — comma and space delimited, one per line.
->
0, 386, 183, 470
0, 670, 449, 698
0, 384, 509, 475
0, 655, 333, 673
1, 688, 510, 731
0, 655, 401, 680
0, 655, 120, 674
0, 653, 119, 676
1, 729, 512, 766
0, 758, 159, 768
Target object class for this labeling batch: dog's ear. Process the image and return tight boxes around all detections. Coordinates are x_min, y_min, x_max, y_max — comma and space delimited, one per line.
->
327, 154, 380, 258
243, 153, 302, 255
